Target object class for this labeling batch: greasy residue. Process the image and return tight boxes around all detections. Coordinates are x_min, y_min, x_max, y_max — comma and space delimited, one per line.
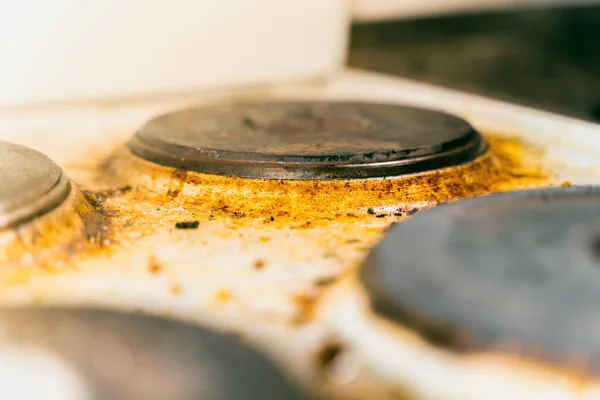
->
0, 133, 551, 288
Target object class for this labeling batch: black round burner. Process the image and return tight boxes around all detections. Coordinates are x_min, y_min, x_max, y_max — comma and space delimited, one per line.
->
0, 307, 303, 400
128, 101, 485, 179
361, 186, 600, 372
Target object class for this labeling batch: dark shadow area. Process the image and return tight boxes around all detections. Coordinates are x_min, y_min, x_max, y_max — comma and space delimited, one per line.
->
349, 5, 600, 123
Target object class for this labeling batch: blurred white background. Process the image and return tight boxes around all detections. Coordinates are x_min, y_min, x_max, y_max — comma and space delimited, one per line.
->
0, 0, 347, 106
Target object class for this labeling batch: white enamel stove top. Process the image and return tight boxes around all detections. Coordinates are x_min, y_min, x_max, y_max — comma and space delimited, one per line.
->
1, 69, 600, 400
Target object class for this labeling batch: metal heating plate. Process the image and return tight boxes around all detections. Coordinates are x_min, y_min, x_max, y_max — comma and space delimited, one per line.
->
0, 307, 303, 400
361, 186, 600, 372
128, 101, 485, 179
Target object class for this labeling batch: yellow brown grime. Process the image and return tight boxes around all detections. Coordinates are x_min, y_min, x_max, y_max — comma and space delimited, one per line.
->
99, 133, 549, 220
0, 131, 560, 400
0, 187, 110, 270
0, 133, 551, 286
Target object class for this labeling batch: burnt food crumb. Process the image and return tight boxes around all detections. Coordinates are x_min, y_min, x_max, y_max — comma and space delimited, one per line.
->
175, 220, 199, 229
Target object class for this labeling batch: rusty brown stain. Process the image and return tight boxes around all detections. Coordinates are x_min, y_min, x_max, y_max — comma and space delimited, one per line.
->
291, 292, 320, 325
166, 169, 187, 198
170, 283, 183, 295
215, 289, 232, 303
290, 221, 313, 230
147, 254, 162, 274
0, 133, 552, 284
0, 188, 113, 270
315, 276, 338, 287
254, 259, 266, 270
101, 134, 550, 221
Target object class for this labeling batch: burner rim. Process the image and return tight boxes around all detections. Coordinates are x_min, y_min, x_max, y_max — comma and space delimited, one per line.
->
128, 101, 486, 180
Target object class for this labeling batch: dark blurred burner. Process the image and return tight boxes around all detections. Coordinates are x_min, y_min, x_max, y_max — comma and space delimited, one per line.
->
128, 101, 485, 180
361, 186, 600, 372
0, 307, 303, 400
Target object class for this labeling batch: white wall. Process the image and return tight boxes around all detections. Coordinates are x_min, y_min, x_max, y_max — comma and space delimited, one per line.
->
0, 0, 348, 106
